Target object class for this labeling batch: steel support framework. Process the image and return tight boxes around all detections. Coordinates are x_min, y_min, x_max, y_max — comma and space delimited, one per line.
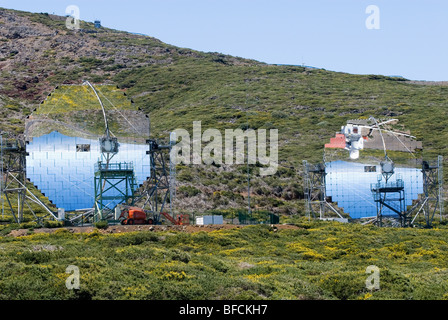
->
0, 135, 57, 223
369, 156, 444, 228
0, 137, 26, 223
371, 178, 406, 227
133, 139, 172, 224
91, 138, 175, 225
405, 156, 444, 227
169, 134, 177, 217
303, 160, 344, 220
93, 161, 137, 222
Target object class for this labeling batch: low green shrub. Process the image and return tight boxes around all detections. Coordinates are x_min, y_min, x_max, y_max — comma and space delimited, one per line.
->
94, 221, 109, 229
178, 185, 201, 197
43, 220, 64, 228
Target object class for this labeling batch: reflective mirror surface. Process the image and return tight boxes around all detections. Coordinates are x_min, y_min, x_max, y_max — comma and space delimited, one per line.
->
325, 160, 423, 219
26, 131, 150, 211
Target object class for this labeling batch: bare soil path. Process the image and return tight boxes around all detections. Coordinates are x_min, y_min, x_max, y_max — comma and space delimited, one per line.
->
8, 223, 300, 237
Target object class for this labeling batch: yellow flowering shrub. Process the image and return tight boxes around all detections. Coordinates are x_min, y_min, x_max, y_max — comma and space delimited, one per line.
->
287, 242, 326, 261
245, 273, 273, 283
161, 271, 187, 281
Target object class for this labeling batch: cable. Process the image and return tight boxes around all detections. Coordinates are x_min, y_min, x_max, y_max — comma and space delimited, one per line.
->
382, 124, 417, 159
83, 81, 110, 137
98, 89, 142, 136
369, 116, 388, 159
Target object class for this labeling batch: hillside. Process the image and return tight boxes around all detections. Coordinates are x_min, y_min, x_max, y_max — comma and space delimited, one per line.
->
1, 7, 448, 303
0, 8, 256, 133
1, 7, 447, 218
27, 84, 149, 140
0, 221, 447, 300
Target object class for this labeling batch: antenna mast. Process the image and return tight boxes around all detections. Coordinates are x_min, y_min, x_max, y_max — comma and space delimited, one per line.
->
169, 132, 177, 217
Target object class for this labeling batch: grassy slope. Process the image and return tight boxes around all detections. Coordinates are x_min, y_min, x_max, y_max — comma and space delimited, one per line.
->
113, 60, 448, 215
116, 61, 448, 164
1, 8, 447, 216
0, 8, 447, 301
29, 84, 148, 138
35, 85, 135, 115
0, 222, 447, 300
0, 94, 28, 135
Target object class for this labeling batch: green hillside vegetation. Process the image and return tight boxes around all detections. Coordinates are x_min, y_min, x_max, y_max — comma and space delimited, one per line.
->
115, 60, 448, 164
1, 7, 447, 217
113, 59, 448, 215
0, 7, 448, 301
27, 85, 149, 139
0, 94, 27, 135
0, 222, 447, 300
35, 85, 135, 115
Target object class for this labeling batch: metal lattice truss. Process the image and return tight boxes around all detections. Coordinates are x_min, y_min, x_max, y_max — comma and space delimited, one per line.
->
371, 178, 406, 227
0, 135, 57, 224
132, 139, 173, 223
405, 156, 444, 227
93, 161, 137, 222
303, 160, 344, 220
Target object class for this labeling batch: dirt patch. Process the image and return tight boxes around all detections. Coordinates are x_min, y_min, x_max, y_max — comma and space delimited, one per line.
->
238, 262, 255, 269
8, 223, 300, 237
9, 229, 29, 237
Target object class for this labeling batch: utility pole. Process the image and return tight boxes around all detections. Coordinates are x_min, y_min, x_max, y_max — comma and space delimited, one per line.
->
169, 132, 177, 218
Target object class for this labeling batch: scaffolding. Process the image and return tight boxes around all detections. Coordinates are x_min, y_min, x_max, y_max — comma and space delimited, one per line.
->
169, 132, 177, 217
303, 160, 344, 220
93, 161, 137, 221
371, 175, 406, 227
320, 153, 443, 227
89, 138, 176, 225
405, 156, 444, 227
0, 134, 57, 223
125, 139, 172, 224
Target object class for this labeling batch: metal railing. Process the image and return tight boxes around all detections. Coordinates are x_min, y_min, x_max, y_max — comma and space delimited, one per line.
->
95, 161, 134, 172
371, 179, 405, 192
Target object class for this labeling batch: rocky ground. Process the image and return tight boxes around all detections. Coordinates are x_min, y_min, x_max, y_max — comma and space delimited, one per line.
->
7, 223, 300, 237
0, 8, 254, 102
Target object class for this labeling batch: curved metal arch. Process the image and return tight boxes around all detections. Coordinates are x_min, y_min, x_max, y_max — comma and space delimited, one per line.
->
83, 80, 110, 138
